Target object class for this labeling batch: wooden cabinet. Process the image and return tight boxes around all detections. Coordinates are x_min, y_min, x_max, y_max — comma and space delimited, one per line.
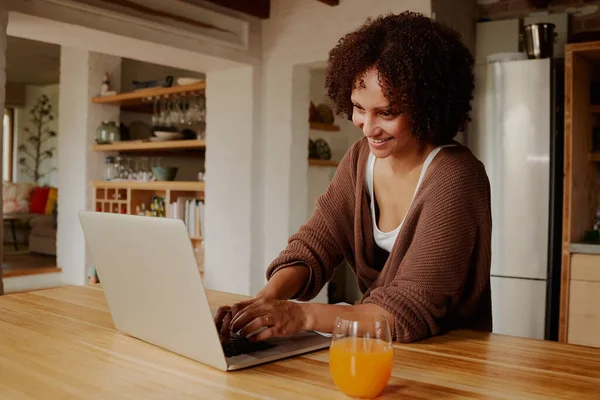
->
560, 41, 600, 342
92, 181, 205, 272
567, 254, 600, 348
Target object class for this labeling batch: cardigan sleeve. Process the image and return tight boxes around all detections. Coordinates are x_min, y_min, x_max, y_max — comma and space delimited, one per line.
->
362, 159, 491, 342
265, 142, 360, 301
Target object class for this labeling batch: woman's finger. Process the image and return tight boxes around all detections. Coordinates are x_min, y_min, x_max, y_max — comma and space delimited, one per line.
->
231, 298, 258, 318
214, 306, 230, 331
239, 315, 271, 338
248, 327, 275, 343
220, 311, 232, 341
230, 305, 264, 333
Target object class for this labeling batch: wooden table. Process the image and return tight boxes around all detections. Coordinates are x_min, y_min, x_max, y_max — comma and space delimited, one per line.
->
1, 286, 599, 399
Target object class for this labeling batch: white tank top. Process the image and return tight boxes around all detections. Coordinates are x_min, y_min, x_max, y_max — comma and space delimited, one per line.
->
365, 145, 454, 253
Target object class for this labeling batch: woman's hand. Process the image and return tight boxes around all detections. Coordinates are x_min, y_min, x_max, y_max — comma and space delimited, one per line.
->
213, 296, 284, 341
228, 298, 310, 342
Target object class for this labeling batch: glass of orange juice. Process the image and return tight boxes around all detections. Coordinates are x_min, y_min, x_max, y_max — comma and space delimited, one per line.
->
329, 312, 393, 398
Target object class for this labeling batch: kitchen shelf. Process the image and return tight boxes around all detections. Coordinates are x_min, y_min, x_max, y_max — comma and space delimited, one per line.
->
308, 159, 339, 167
92, 180, 205, 191
590, 153, 600, 162
92, 82, 205, 107
92, 139, 206, 152
309, 122, 340, 132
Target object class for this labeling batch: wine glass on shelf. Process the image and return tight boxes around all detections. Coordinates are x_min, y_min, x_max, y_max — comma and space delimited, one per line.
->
329, 312, 394, 399
152, 97, 159, 127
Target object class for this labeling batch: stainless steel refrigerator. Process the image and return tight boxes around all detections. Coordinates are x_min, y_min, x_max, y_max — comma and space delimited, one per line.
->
469, 57, 563, 341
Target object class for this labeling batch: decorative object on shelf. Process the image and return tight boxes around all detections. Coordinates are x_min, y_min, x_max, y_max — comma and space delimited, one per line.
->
133, 75, 174, 91
309, 101, 335, 124
313, 138, 332, 160
316, 103, 334, 124
197, 171, 206, 182
177, 77, 204, 86
308, 139, 318, 159
119, 122, 130, 141
95, 121, 120, 144
100, 72, 116, 97
309, 102, 320, 122
308, 102, 339, 131
152, 166, 178, 181
128, 121, 152, 141
18, 94, 57, 184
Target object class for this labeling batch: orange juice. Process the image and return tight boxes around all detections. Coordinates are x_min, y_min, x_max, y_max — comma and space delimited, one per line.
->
329, 337, 393, 398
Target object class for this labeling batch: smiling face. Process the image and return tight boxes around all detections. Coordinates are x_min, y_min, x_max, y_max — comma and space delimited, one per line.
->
351, 68, 415, 159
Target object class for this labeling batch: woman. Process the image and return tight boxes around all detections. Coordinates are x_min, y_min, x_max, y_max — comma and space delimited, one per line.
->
215, 11, 492, 343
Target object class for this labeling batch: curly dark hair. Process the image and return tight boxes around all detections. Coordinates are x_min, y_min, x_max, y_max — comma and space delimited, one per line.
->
325, 11, 474, 144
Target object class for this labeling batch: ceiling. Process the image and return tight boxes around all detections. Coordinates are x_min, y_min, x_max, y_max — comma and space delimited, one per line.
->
6, 36, 60, 86
188, 0, 338, 19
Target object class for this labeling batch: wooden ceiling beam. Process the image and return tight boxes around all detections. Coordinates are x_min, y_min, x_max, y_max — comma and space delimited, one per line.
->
316, 0, 339, 6
201, 0, 270, 19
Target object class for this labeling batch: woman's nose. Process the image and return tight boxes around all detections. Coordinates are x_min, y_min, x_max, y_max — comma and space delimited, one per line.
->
362, 114, 380, 137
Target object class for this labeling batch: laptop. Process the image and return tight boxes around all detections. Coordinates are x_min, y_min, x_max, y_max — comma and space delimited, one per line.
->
78, 211, 331, 371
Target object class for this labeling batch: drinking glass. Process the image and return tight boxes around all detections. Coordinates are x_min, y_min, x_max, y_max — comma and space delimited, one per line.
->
329, 312, 393, 399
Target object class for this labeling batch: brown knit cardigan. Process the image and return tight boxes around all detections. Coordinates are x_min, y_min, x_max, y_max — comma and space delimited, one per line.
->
266, 138, 492, 342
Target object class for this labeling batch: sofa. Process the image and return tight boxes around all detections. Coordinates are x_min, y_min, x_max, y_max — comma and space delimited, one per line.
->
3, 181, 57, 256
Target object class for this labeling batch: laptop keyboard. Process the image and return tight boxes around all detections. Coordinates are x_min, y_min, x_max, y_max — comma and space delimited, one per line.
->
221, 333, 275, 358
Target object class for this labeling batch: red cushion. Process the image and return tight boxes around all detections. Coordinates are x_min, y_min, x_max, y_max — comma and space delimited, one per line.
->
29, 187, 50, 214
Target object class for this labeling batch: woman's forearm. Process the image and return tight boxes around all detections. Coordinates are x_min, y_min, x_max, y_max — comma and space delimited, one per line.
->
257, 265, 310, 300
301, 302, 394, 334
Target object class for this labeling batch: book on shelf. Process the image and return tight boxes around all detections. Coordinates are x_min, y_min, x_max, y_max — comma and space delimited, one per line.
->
168, 198, 205, 239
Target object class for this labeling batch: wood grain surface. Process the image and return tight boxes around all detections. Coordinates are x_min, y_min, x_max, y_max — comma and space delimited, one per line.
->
1, 285, 599, 399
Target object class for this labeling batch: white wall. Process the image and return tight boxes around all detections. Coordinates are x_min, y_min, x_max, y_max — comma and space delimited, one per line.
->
57, 48, 121, 285
14, 83, 59, 186
432, 0, 478, 55
259, 0, 432, 291
204, 66, 257, 295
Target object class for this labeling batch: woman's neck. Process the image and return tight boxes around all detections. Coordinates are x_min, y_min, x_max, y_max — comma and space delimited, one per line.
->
384, 140, 436, 175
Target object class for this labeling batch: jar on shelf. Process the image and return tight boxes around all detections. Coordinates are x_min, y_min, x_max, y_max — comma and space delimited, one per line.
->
104, 156, 118, 181
96, 121, 120, 144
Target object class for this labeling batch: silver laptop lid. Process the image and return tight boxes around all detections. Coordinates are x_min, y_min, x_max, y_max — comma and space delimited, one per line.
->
79, 211, 228, 371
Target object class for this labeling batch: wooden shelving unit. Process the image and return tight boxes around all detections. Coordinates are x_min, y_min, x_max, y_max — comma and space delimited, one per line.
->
92, 139, 206, 153
93, 180, 205, 191
92, 82, 206, 113
560, 41, 600, 345
309, 122, 340, 132
308, 159, 338, 167
92, 180, 205, 271
91, 82, 207, 274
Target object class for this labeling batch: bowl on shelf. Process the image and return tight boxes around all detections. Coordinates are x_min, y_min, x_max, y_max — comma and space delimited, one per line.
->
152, 166, 178, 181
152, 131, 184, 141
